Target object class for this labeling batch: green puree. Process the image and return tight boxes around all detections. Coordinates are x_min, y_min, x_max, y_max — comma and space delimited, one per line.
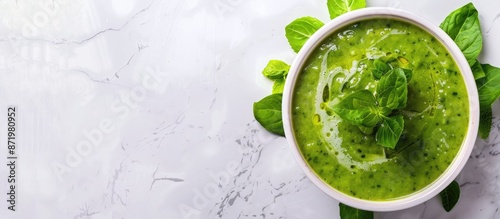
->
292, 19, 469, 200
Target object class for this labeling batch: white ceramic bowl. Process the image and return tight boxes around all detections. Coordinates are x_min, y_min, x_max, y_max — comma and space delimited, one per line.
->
282, 7, 479, 211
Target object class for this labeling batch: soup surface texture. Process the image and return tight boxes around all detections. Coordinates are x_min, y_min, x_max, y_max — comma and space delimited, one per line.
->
292, 19, 469, 200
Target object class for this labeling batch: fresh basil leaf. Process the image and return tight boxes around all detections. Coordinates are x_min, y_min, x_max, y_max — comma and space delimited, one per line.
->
376, 68, 408, 110
285, 16, 324, 53
470, 62, 500, 139
477, 64, 500, 108
362, 109, 383, 127
327, 0, 367, 20
440, 181, 460, 212
376, 115, 404, 149
339, 203, 374, 219
440, 3, 478, 41
471, 60, 485, 80
332, 90, 381, 127
440, 3, 482, 66
272, 79, 285, 94
253, 94, 285, 136
372, 59, 391, 79
358, 107, 392, 135
479, 106, 492, 139
402, 68, 413, 81
378, 107, 392, 117
262, 60, 290, 80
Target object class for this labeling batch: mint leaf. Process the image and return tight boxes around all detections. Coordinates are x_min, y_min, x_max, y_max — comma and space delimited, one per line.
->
253, 94, 284, 136
376, 68, 408, 110
327, 0, 366, 20
285, 16, 324, 53
339, 203, 374, 219
440, 181, 460, 212
262, 60, 290, 80
479, 107, 492, 139
440, 3, 482, 66
471, 60, 485, 80
272, 79, 285, 94
376, 115, 404, 149
332, 90, 382, 127
372, 59, 391, 79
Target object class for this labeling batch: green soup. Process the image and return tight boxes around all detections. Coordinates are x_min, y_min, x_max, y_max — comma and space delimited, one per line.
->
292, 19, 469, 200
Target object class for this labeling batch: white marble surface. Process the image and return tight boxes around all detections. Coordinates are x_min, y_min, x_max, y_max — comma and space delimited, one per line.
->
0, 0, 499, 218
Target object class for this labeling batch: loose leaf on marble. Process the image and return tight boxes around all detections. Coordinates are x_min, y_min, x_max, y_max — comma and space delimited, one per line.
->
376, 68, 408, 110
476, 64, 500, 139
327, 0, 367, 19
440, 3, 483, 66
339, 203, 374, 219
471, 60, 485, 80
272, 79, 286, 94
332, 90, 383, 127
375, 115, 404, 149
479, 107, 492, 139
477, 64, 500, 109
439, 181, 460, 212
253, 94, 285, 136
285, 16, 324, 53
262, 60, 290, 80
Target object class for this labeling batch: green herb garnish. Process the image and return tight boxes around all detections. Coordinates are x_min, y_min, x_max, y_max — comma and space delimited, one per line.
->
252, 0, 500, 218
376, 68, 408, 110
372, 59, 391, 79
339, 203, 374, 219
272, 79, 286, 94
471, 60, 485, 80
479, 107, 493, 139
327, 0, 367, 19
253, 94, 285, 136
477, 64, 500, 138
437, 3, 500, 212
254, 59, 290, 135
477, 64, 500, 110
439, 181, 460, 212
285, 16, 324, 53
439, 2, 482, 66
262, 60, 290, 80
333, 65, 411, 149
332, 90, 384, 127
375, 115, 404, 149
440, 2, 500, 139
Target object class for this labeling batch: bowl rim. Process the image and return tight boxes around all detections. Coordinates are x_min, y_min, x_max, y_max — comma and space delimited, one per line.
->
282, 7, 479, 211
